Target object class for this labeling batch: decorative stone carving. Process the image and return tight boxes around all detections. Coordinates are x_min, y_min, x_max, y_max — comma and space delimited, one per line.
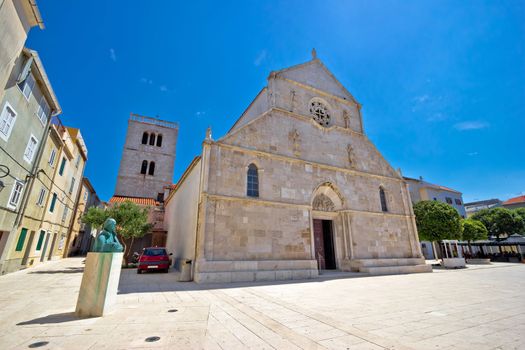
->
309, 100, 331, 127
347, 144, 354, 168
206, 126, 212, 141
290, 90, 296, 112
313, 194, 335, 211
343, 110, 350, 129
288, 129, 301, 157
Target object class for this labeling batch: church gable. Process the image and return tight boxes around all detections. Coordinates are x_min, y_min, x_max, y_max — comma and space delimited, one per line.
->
276, 58, 357, 103
219, 109, 398, 179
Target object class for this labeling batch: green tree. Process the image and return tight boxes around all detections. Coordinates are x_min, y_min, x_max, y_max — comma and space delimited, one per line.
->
82, 201, 152, 264
513, 208, 525, 235
472, 207, 524, 240
108, 201, 153, 261
81, 206, 110, 229
461, 219, 488, 252
413, 200, 463, 242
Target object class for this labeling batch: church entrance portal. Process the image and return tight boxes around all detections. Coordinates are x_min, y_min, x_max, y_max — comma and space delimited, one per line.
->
313, 219, 336, 270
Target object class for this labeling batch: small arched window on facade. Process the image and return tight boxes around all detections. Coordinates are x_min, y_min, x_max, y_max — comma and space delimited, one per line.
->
140, 160, 148, 174
141, 132, 149, 144
148, 161, 155, 175
156, 134, 163, 147
379, 187, 388, 212
149, 133, 156, 146
246, 163, 259, 197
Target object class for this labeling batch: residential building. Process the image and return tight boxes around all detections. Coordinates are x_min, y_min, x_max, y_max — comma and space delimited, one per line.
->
66, 178, 102, 256
404, 176, 466, 260
2, 120, 87, 273
0, 0, 44, 103
404, 176, 466, 218
165, 52, 430, 283
0, 48, 61, 274
502, 195, 525, 210
464, 199, 502, 217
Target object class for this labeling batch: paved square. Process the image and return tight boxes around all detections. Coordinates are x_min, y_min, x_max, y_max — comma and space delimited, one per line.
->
0, 258, 523, 349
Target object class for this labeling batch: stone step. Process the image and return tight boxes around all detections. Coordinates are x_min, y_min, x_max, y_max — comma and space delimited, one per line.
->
359, 264, 432, 275
350, 258, 426, 268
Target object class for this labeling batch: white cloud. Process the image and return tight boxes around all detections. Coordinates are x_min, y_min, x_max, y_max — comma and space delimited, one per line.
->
467, 152, 479, 156
454, 121, 489, 131
140, 78, 153, 85
109, 48, 117, 62
414, 94, 429, 103
254, 50, 267, 66
159, 85, 168, 92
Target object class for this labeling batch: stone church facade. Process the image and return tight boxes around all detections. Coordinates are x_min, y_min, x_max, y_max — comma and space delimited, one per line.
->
165, 52, 431, 283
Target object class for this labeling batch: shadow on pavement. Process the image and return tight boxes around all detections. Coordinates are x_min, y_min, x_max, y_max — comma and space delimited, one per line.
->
117, 268, 373, 294
16, 312, 90, 325
29, 267, 84, 274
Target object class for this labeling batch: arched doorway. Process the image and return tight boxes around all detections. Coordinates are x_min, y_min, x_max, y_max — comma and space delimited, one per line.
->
311, 183, 344, 270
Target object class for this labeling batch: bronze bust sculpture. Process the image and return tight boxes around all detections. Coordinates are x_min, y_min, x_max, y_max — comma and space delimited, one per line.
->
92, 218, 124, 253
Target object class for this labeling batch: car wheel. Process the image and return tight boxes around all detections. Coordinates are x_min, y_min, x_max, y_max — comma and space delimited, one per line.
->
137, 269, 142, 274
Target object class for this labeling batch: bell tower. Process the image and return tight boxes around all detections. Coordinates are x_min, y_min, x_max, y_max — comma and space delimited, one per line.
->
114, 113, 178, 201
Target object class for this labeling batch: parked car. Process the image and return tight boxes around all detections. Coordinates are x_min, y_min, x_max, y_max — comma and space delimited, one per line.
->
137, 247, 172, 274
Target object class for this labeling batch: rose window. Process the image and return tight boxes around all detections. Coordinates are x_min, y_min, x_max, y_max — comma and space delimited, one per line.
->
309, 100, 331, 126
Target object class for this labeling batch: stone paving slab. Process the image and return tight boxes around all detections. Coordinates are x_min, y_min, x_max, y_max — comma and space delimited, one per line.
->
0, 258, 524, 349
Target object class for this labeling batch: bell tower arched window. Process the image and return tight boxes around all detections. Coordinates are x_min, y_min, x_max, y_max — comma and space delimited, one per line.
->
156, 134, 163, 147
247, 164, 259, 197
380, 187, 388, 212
140, 160, 148, 174
141, 132, 149, 144
148, 161, 155, 176
149, 133, 156, 146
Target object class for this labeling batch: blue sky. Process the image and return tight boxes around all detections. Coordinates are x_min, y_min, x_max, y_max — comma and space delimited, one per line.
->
27, 1, 524, 203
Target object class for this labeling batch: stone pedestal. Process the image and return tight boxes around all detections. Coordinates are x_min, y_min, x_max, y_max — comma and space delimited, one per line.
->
75, 252, 123, 317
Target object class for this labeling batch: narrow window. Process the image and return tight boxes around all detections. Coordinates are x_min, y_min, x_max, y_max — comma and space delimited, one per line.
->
49, 193, 57, 212
36, 187, 46, 206
36, 230, 46, 251
15, 228, 28, 251
58, 157, 66, 176
380, 187, 388, 212
36, 96, 50, 125
23, 135, 38, 163
75, 154, 81, 168
62, 206, 68, 222
140, 160, 148, 174
156, 134, 163, 147
0, 102, 17, 141
148, 161, 155, 175
69, 177, 76, 194
149, 133, 156, 146
455, 198, 462, 205
8, 181, 24, 209
445, 197, 453, 204
48, 148, 56, 166
142, 132, 149, 144
18, 73, 35, 100
247, 164, 259, 197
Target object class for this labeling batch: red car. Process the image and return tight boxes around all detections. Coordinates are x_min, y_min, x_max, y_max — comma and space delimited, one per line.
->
137, 247, 172, 274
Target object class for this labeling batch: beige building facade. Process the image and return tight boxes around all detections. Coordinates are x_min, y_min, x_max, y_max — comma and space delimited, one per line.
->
8, 121, 87, 271
0, 0, 43, 103
165, 53, 430, 283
